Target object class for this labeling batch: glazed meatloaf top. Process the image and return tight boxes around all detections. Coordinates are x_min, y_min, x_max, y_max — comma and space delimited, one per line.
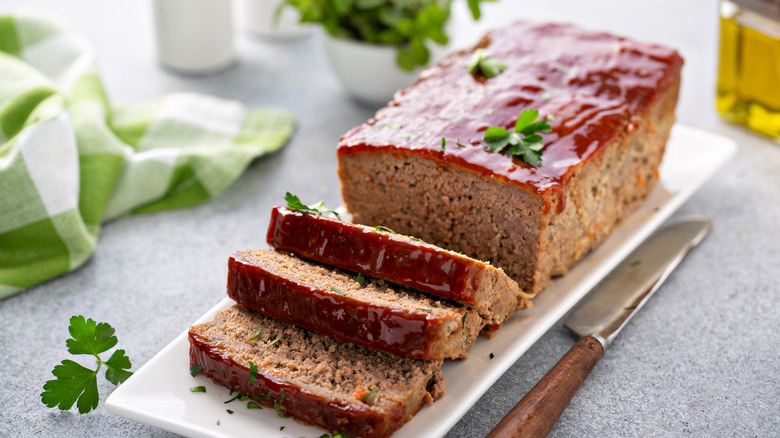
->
266, 206, 531, 321
337, 21, 683, 211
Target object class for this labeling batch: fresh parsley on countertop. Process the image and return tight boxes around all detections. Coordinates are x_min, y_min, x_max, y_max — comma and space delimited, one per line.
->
41, 316, 133, 414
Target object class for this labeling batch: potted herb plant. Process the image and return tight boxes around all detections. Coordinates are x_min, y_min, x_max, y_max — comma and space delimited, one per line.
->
280, 0, 496, 105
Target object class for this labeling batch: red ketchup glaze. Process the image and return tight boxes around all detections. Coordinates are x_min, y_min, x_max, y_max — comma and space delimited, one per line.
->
188, 331, 402, 438
266, 207, 483, 305
227, 251, 450, 360
337, 22, 683, 212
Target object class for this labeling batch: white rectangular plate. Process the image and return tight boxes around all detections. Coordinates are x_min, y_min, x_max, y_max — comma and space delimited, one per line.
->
106, 125, 737, 438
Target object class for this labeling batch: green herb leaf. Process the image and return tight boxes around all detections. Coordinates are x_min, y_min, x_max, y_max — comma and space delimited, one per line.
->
625, 305, 638, 310
104, 349, 133, 385
224, 392, 242, 404
266, 335, 287, 348
248, 361, 258, 384
462, 312, 468, 330
190, 365, 203, 377
483, 126, 517, 153
285, 192, 341, 220
375, 226, 396, 234
417, 308, 433, 313
363, 388, 379, 402
483, 109, 552, 165
247, 327, 262, 342
468, 49, 507, 78
40, 360, 99, 414
441, 137, 446, 152
65, 316, 118, 356
216, 420, 220, 426
275, 389, 288, 417
489, 353, 495, 360
227, 409, 234, 414
41, 317, 134, 414
330, 286, 346, 296
356, 273, 366, 286
629, 260, 641, 267
247, 401, 262, 409
348, 313, 357, 324
191, 386, 207, 393
280, 426, 286, 431
283, 0, 491, 71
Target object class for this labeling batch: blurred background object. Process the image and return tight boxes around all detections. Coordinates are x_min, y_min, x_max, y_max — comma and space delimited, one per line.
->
240, 0, 313, 40
717, 0, 780, 140
280, 0, 496, 105
153, 0, 236, 74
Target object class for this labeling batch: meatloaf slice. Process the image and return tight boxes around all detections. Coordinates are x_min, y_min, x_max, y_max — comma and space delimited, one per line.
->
227, 249, 484, 360
337, 22, 683, 295
266, 206, 531, 325
189, 304, 444, 438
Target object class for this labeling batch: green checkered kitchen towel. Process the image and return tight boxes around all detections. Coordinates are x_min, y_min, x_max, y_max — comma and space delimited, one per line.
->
0, 12, 295, 298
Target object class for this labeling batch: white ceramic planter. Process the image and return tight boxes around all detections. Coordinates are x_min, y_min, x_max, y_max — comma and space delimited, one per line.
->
240, 0, 313, 41
322, 33, 423, 106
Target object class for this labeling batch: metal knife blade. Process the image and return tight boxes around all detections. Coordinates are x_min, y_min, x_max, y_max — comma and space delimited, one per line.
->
564, 217, 712, 349
486, 217, 712, 438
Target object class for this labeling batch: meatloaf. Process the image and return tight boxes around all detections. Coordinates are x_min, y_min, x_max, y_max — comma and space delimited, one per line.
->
228, 249, 484, 360
266, 206, 532, 325
337, 22, 683, 295
189, 304, 444, 438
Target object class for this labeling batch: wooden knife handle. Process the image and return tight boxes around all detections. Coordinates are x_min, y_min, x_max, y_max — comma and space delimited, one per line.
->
486, 336, 604, 438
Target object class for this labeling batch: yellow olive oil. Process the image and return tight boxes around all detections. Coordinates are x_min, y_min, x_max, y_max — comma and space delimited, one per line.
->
717, 0, 780, 140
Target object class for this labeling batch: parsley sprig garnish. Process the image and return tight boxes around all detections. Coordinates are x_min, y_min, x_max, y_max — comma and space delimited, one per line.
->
285, 192, 340, 220
467, 49, 507, 78
41, 316, 133, 414
483, 109, 552, 165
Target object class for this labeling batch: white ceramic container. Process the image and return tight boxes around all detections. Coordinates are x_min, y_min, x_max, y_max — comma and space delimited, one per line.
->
322, 34, 425, 106
240, 0, 312, 40
153, 0, 236, 74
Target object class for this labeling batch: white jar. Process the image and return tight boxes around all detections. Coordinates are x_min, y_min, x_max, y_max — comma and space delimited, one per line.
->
153, 0, 236, 74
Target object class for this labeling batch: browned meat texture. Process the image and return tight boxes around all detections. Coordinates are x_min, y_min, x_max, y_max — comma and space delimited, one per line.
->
228, 249, 485, 359
189, 304, 445, 438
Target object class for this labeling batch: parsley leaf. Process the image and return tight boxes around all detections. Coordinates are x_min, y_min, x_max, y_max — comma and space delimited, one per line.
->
285, 192, 341, 220
363, 388, 379, 402
41, 316, 133, 414
275, 389, 288, 417
266, 335, 287, 348
356, 273, 366, 286
247, 327, 262, 342
468, 49, 507, 78
483, 109, 552, 165
248, 361, 258, 384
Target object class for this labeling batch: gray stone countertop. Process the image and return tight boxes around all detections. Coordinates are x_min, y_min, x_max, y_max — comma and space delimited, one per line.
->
1, 0, 779, 437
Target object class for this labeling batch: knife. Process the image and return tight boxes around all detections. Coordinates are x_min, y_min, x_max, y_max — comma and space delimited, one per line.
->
486, 217, 712, 438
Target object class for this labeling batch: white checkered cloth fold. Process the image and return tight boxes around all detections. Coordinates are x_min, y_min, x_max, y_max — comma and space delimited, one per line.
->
0, 13, 295, 297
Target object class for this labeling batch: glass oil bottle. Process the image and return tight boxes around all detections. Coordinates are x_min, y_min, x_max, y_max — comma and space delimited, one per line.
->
717, 0, 780, 140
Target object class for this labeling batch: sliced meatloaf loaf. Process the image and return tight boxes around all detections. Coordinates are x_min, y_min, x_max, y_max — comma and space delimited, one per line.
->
227, 249, 484, 360
338, 21, 683, 296
266, 206, 532, 326
189, 304, 444, 438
